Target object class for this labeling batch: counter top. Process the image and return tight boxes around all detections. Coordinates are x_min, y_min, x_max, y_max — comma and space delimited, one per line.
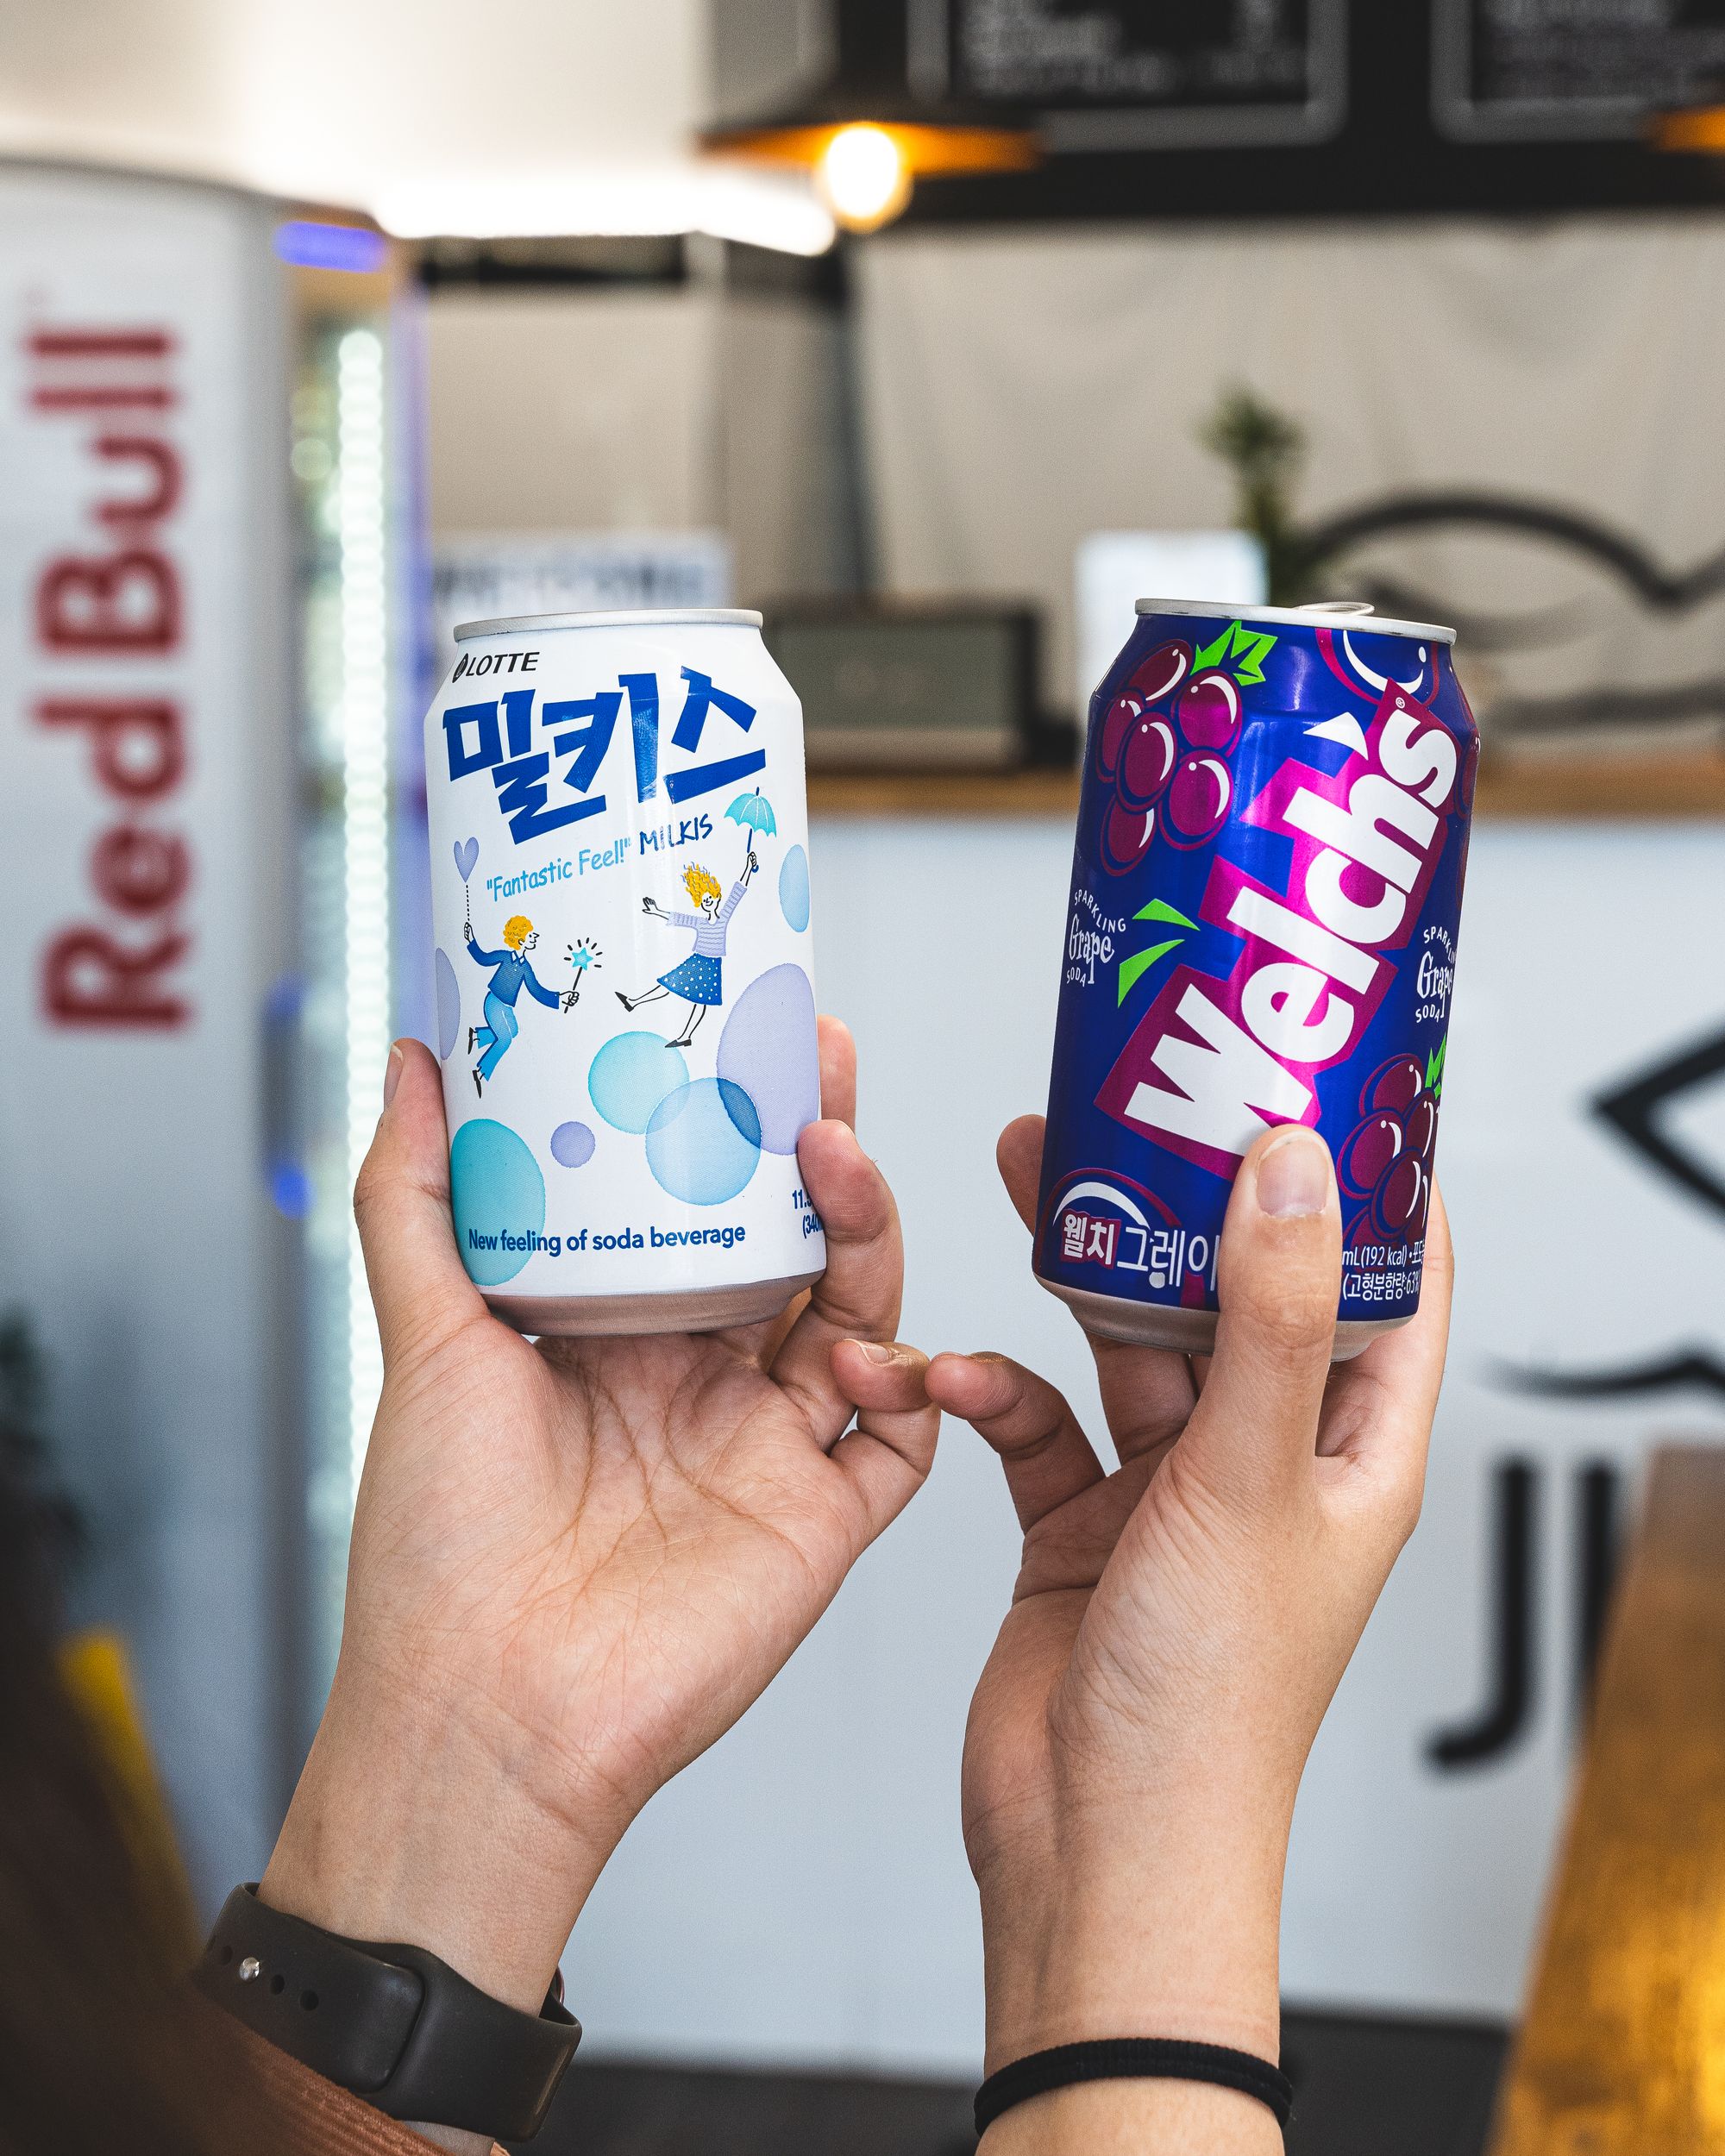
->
807, 745, 1725, 820
1491, 1445, 1725, 2155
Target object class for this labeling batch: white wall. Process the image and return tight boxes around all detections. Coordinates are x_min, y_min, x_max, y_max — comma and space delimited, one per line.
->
857, 217, 1725, 719
426, 280, 851, 604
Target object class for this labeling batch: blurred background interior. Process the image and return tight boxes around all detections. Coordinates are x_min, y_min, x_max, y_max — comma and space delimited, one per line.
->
5, 3, 1725, 2150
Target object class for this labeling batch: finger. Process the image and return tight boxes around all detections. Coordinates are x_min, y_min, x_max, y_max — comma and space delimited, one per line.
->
925, 1351, 1104, 1531
1314, 1178, 1455, 1547
352, 1039, 488, 1368
995, 1115, 1197, 1466
995, 1114, 1044, 1232
771, 1119, 906, 1441
819, 1014, 857, 1130
1182, 1123, 1341, 1511
825, 1340, 941, 1545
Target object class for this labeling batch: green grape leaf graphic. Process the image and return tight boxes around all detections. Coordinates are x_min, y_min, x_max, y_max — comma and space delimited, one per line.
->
1117, 897, 1198, 1006
1191, 620, 1277, 688
1427, 1035, 1448, 1100
1119, 941, 1181, 1004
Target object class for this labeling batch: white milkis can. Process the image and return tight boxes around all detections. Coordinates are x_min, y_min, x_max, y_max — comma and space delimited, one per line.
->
423, 608, 826, 1334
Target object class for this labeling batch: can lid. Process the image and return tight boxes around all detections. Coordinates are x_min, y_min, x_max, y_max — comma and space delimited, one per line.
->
1133, 598, 1456, 647
454, 607, 765, 641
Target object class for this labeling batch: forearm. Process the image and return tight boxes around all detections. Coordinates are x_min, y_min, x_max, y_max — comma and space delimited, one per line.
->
978, 1804, 1289, 2155
260, 1668, 612, 2008
981, 1800, 1287, 2067
981, 2079, 1282, 2155
258, 1662, 618, 2156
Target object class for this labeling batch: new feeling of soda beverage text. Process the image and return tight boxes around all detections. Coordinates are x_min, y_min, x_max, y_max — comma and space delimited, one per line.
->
1036, 600, 1479, 1359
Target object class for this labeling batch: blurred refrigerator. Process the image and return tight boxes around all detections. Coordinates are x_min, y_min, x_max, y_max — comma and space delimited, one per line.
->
0, 161, 425, 1902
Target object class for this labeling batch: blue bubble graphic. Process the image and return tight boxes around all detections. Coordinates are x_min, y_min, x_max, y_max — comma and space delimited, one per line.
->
434, 947, 461, 1061
645, 1078, 762, 1206
588, 1031, 690, 1133
550, 1119, 595, 1169
778, 843, 811, 932
449, 1118, 546, 1287
717, 963, 819, 1155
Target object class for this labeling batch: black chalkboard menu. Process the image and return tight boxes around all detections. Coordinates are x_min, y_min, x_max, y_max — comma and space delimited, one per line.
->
1433, 0, 1725, 140
910, 0, 1347, 149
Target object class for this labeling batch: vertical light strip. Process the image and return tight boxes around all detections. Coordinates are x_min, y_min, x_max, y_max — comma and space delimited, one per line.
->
336, 327, 390, 1495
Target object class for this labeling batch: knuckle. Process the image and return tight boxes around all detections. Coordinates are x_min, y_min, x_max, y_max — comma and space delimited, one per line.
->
1226, 1277, 1333, 1363
351, 1157, 390, 1229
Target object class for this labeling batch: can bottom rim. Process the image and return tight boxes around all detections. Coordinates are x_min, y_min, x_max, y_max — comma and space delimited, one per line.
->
1037, 1278, 1410, 1363
485, 1271, 824, 1338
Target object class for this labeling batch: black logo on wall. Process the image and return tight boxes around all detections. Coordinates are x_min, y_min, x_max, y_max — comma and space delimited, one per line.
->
1434, 1031, 1725, 1770
1497, 1021, 1725, 1409
1306, 492, 1725, 735
1426, 1457, 1620, 1772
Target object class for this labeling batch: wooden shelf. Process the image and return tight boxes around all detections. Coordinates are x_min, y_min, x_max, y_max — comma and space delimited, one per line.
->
806, 746, 1725, 822
1491, 1446, 1725, 2155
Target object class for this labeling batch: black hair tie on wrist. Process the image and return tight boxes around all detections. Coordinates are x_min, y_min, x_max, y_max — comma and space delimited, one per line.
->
974, 2038, 1294, 2138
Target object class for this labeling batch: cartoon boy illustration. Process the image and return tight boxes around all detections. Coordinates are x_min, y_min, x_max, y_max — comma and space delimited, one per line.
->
463, 913, 580, 1098
618, 852, 757, 1048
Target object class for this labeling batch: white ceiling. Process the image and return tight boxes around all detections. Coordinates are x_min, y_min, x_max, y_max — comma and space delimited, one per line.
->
0, 0, 832, 248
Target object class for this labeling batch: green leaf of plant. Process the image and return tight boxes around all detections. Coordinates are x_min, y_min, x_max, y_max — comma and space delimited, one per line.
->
1134, 898, 1197, 929
1426, 1036, 1447, 1100
1118, 939, 1182, 1004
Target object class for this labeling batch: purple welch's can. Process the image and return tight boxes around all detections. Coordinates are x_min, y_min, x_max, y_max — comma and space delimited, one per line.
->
1035, 600, 1478, 1359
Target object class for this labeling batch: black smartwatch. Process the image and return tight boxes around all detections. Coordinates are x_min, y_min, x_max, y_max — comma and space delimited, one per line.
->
193, 1885, 580, 2140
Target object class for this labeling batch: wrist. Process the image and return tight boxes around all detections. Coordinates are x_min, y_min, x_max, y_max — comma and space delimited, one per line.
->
261, 1666, 614, 2017
976, 1808, 1289, 2075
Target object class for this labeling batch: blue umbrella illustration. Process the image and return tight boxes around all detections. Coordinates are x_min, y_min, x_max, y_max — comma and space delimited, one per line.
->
725, 786, 776, 871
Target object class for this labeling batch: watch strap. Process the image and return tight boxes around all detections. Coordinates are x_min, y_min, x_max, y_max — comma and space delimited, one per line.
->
192, 1884, 580, 2140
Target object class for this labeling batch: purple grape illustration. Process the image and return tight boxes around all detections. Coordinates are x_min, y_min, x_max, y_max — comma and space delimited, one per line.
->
1119, 715, 1179, 809
1094, 634, 1254, 872
1164, 754, 1233, 847
1402, 1088, 1439, 1162
1362, 1056, 1424, 1118
1102, 798, 1157, 874
1176, 670, 1243, 753
1096, 692, 1143, 780
1371, 1153, 1428, 1243
1127, 638, 1192, 703
1339, 1112, 1403, 1200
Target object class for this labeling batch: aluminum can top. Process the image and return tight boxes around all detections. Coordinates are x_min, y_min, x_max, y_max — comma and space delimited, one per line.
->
1134, 598, 1457, 648
455, 608, 764, 641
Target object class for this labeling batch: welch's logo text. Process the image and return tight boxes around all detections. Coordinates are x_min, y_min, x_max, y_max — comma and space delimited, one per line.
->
1096, 686, 1464, 1175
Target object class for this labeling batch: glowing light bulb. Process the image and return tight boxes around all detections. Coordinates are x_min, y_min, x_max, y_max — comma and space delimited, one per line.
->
815, 125, 912, 232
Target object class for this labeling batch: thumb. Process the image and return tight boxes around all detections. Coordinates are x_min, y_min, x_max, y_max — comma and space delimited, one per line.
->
1181, 1123, 1341, 1514
352, 1037, 487, 1368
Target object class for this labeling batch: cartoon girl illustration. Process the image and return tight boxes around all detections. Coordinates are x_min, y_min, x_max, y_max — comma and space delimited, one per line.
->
618, 852, 757, 1048
463, 912, 580, 1098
